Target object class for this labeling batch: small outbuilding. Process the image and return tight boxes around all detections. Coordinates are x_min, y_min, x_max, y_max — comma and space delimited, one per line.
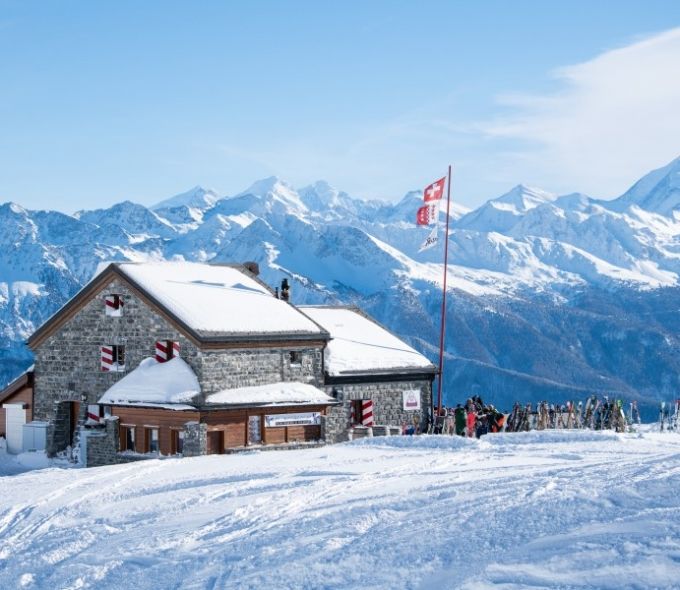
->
0, 368, 34, 454
299, 306, 437, 441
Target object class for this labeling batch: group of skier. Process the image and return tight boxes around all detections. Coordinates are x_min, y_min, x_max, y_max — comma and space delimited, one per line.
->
431, 396, 505, 438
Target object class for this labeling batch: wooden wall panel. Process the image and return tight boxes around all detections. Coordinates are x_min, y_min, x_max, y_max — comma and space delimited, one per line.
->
264, 427, 286, 444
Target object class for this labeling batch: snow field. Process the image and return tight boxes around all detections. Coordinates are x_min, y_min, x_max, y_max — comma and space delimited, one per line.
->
1, 430, 680, 589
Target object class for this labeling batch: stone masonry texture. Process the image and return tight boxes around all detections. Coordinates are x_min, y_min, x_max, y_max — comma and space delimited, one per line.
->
323, 379, 433, 443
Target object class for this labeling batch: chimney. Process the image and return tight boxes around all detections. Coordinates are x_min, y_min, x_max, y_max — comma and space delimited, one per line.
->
280, 278, 290, 302
243, 261, 260, 276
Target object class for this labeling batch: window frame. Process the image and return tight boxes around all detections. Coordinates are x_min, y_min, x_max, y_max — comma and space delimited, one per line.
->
120, 425, 136, 452
145, 427, 159, 454
101, 344, 126, 372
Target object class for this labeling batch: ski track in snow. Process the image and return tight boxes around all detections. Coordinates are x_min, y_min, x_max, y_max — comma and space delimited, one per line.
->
1, 431, 680, 589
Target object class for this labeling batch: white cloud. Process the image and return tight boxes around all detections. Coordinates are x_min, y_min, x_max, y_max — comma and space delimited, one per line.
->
481, 27, 680, 198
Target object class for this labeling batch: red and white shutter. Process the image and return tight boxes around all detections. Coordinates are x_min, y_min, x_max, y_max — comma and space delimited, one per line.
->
361, 400, 374, 427
155, 340, 180, 363
105, 294, 123, 317
87, 404, 102, 424
101, 346, 114, 371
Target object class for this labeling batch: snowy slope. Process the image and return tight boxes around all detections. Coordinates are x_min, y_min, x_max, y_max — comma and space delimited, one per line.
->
1, 431, 680, 589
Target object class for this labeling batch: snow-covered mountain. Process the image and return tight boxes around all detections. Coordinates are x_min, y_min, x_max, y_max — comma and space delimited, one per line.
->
3, 158, 680, 415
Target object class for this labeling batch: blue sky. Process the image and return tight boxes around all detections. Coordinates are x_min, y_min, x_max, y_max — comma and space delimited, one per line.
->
1, 1, 680, 212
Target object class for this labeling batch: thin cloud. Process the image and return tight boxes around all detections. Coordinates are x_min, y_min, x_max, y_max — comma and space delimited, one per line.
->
480, 27, 680, 198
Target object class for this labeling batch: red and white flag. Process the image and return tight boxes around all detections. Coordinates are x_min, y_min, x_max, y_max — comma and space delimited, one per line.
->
416, 203, 438, 225
423, 177, 446, 203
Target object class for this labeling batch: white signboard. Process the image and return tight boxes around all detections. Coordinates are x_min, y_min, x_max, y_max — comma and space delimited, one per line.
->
402, 389, 421, 411
265, 412, 320, 428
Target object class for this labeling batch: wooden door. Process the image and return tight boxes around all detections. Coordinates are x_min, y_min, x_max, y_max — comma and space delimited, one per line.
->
69, 402, 80, 446
207, 430, 223, 455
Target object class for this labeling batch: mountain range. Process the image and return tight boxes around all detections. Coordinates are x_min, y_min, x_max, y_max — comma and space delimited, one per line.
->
2, 157, 680, 418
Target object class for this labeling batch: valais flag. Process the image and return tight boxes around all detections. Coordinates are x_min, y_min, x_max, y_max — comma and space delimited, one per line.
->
416, 203, 437, 226
423, 177, 446, 202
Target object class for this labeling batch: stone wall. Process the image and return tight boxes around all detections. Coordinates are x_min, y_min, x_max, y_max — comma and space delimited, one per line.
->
83, 416, 120, 467
33, 277, 200, 427
198, 348, 323, 396
183, 421, 207, 457
324, 379, 433, 443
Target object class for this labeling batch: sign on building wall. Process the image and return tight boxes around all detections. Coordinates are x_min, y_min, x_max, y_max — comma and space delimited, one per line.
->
403, 389, 421, 411
265, 412, 320, 428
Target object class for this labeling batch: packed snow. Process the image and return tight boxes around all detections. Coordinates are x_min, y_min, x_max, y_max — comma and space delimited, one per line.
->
300, 306, 436, 375
112, 261, 326, 337
1, 430, 679, 589
205, 381, 334, 406
98, 357, 200, 407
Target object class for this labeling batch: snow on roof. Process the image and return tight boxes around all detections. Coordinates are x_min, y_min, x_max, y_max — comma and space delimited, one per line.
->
205, 382, 334, 407
112, 261, 326, 338
98, 357, 201, 407
299, 306, 436, 376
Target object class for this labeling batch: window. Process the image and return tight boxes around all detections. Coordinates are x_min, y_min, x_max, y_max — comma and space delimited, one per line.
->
351, 399, 363, 425
289, 351, 302, 365
155, 340, 180, 363
120, 426, 135, 452
105, 294, 124, 317
171, 429, 184, 455
101, 345, 125, 372
146, 428, 159, 453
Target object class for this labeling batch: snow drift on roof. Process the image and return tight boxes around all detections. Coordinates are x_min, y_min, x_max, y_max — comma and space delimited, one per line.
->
299, 306, 436, 376
113, 261, 326, 337
98, 357, 200, 407
205, 382, 334, 406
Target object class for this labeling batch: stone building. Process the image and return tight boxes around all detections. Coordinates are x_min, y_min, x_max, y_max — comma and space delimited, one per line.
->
300, 306, 437, 442
23, 261, 436, 466
27, 261, 335, 464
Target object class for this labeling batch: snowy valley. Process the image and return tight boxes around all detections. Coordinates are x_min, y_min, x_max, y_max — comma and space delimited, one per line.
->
2, 157, 680, 415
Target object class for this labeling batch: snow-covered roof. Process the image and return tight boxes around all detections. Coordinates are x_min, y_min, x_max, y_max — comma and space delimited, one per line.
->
98, 357, 201, 407
205, 382, 334, 407
111, 261, 327, 339
299, 306, 436, 376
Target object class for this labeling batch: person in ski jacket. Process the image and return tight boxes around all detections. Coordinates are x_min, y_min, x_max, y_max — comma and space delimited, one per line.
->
488, 405, 505, 433
466, 398, 476, 437
454, 404, 467, 436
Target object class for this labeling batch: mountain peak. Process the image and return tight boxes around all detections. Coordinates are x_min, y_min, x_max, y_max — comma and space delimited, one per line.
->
151, 186, 219, 211
0, 201, 29, 216
235, 176, 307, 213
492, 184, 556, 212
237, 176, 294, 198
610, 155, 680, 216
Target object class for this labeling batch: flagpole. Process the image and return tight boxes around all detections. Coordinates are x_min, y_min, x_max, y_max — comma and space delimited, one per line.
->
436, 165, 453, 416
